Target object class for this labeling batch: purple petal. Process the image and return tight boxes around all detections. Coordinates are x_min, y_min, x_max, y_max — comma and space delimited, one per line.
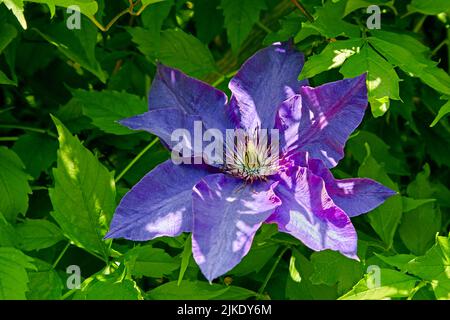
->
283, 152, 396, 217
276, 74, 368, 168
228, 42, 308, 130
267, 166, 358, 259
148, 64, 233, 132
119, 108, 201, 150
106, 160, 214, 241
192, 174, 281, 281
306, 158, 397, 217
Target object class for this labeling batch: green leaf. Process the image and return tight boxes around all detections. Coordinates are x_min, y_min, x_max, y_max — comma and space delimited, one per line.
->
1, 0, 27, 29
15, 219, 64, 251
402, 197, 436, 213
49, 116, 115, 261
129, 28, 217, 78
301, 0, 360, 39
71, 89, 147, 135
374, 253, 416, 272
347, 130, 409, 175
34, 17, 107, 83
343, 0, 396, 16
399, 164, 442, 255
158, 29, 217, 78
0, 147, 32, 222
369, 32, 450, 97
229, 243, 279, 276
28, 0, 99, 18
79, 279, 142, 300
310, 250, 364, 295
12, 133, 58, 179
0, 69, 17, 85
406, 234, 450, 300
147, 280, 256, 300
0, 247, 35, 299
340, 44, 400, 117
141, 0, 165, 5
126, 27, 159, 60
177, 234, 192, 285
339, 269, 418, 300
285, 249, 338, 300
430, 100, 450, 127
408, 0, 450, 15
289, 252, 301, 283
264, 13, 302, 45
74, 274, 143, 300
299, 38, 365, 80
194, 0, 224, 44
124, 245, 179, 278
0, 212, 17, 247
26, 259, 63, 300
358, 145, 402, 248
131, 0, 173, 59
0, 22, 17, 53
221, 0, 266, 52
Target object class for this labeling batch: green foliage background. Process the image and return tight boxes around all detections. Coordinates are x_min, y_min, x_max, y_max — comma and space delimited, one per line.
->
0, 0, 449, 300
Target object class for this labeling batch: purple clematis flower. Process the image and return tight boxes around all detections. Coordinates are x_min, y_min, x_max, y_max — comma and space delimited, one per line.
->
106, 42, 396, 282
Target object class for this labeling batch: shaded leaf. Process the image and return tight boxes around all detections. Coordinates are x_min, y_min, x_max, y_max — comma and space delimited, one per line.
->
358, 145, 402, 248
71, 89, 147, 135
12, 133, 58, 179
310, 250, 363, 295
15, 219, 64, 251
26, 259, 63, 300
0, 247, 35, 299
221, 0, 266, 52
0, 147, 32, 222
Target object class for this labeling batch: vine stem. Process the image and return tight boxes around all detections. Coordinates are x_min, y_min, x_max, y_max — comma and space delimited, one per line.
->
290, 0, 314, 22
257, 247, 289, 298
413, 15, 427, 33
431, 39, 449, 56
87, 0, 149, 32
0, 124, 57, 138
407, 281, 428, 300
0, 137, 19, 141
52, 242, 71, 270
114, 137, 160, 183
61, 288, 77, 300
256, 21, 273, 34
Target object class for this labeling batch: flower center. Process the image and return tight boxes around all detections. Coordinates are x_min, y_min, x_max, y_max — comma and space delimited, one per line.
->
224, 129, 280, 183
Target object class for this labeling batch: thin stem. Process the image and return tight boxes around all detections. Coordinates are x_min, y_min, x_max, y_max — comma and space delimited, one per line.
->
31, 186, 48, 191
256, 21, 273, 34
448, 28, 450, 74
87, 0, 146, 32
211, 70, 238, 88
52, 242, 71, 270
413, 15, 427, 33
61, 288, 77, 300
290, 0, 314, 22
0, 124, 57, 138
257, 247, 289, 298
0, 137, 19, 141
407, 281, 428, 300
431, 39, 449, 56
211, 75, 226, 88
114, 137, 160, 183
